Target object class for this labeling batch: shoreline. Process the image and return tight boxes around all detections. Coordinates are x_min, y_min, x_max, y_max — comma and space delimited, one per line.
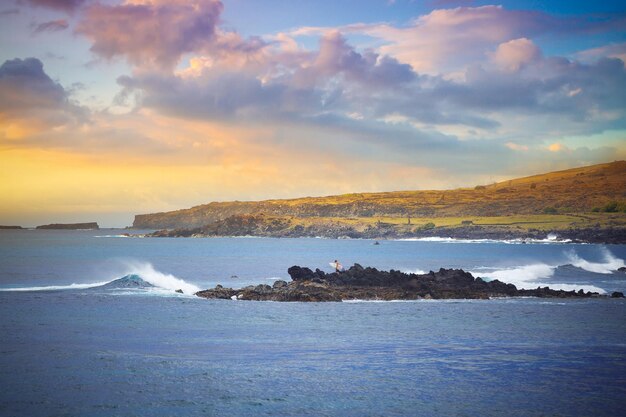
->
138, 226, 626, 244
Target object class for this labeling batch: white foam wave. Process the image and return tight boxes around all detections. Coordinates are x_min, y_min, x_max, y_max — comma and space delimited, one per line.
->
565, 247, 625, 274
473, 264, 557, 284
119, 261, 200, 294
0, 261, 200, 294
94, 234, 130, 238
471, 263, 608, 294
0, 281, 110, 292
397, 236, 572, 244
469, 247, 626, 295
401, 268, 427, 275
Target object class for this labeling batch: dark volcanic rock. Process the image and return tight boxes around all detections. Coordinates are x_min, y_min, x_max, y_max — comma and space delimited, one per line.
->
611, 291, 624, 298
196, 264, 603, 302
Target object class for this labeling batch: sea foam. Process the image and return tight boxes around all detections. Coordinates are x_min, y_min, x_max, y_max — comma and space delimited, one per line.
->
565, 247, 625, 274
469, 247, 625, 294
0, 261, 200, 294
118, 261, 201, 294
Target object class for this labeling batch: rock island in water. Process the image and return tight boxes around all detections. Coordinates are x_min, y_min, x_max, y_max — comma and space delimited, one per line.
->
196, 264, 625, 302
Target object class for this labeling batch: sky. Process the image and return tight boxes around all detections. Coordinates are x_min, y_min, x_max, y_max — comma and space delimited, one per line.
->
0, 0, 625, 227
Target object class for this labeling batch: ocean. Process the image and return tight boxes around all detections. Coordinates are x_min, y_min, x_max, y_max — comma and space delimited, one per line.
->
1, 229, 625, 416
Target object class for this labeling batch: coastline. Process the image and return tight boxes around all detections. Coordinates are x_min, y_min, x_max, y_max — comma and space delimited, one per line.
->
139, 224, 626, 244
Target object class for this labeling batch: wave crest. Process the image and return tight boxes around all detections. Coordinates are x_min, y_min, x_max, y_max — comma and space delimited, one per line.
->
117, 261, 200, 294
0, 261, 200, 294
565, 247, 625, 274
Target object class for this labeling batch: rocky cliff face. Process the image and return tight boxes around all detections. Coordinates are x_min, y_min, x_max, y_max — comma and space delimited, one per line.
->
134, 161, 626, 230
195, 264, 610, 302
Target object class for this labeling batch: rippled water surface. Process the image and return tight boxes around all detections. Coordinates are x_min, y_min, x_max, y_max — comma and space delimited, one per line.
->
1, 230, 625, 416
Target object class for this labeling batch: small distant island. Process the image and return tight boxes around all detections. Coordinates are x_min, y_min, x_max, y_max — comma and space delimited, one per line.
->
196, 264, 625, 302
36, 222, 99, 230
0, 225, 23, 229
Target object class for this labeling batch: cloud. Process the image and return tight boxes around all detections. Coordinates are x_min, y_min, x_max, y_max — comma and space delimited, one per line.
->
115, 30, 423, 127
354, 6, 546, 74
23, 0, 86, 12
576, 42, 626, 64
0, 57, 86, 138
308, 31, 416, 87
118, 23, 626, 143
429, 0, 474, 6
548, 142, 566, 152
33, 19, 69, 33
0, 8, 19, 16
506, 142, 529, 151
76, 0, 224, 71
327, 6, 625, 78
490, 38, 541, 71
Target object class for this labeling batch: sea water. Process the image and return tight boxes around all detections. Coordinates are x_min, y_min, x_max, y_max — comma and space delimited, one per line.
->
1, 230, 625, 416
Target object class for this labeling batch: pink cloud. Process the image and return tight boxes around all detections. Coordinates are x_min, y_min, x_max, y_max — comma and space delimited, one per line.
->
576, 42, 626, 65
76, 0, 223, 71
491, 38, 542, 71
349, 6, 546, 74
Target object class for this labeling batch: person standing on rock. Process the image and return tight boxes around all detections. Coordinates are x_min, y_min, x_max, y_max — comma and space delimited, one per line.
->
333, 259, 343, 272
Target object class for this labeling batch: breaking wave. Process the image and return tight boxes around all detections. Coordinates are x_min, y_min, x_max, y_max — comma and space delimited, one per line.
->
0, 261, 200, 294
469, 247, 625, 294
397, 236, 572, 244
565, 247, 624, 274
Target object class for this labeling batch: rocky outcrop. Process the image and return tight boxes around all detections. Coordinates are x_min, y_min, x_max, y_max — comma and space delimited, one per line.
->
36, 222, 99, 230
196, 264, 604, 302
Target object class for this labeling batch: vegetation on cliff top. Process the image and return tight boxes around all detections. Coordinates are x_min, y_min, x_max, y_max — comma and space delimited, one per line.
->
134, 161, 626, 231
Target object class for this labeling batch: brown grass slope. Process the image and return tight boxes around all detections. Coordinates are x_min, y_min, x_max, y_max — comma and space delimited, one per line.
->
133, 161, 626, 229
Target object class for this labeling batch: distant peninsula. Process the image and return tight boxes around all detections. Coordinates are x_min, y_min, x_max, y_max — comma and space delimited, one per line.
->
0, 225, 23, 229
133, 161, 626, 243
196, 264, 625, 302
36, 222, 99, 230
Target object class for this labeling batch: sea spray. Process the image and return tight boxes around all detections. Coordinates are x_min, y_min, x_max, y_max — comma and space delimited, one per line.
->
473, 263, 557, 284
119, 260, 201, 294
469, 247, 625, 294
0, 261, 201, 294
400, 268, 427, 275
565, 247, 625, 274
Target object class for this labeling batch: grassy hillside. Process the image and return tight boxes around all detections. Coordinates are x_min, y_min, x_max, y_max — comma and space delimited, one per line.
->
134, 161, 626, 230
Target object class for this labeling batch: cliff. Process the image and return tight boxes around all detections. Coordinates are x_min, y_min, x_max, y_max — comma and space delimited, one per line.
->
133, 161, 626, 230
36, 222, 99, 230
